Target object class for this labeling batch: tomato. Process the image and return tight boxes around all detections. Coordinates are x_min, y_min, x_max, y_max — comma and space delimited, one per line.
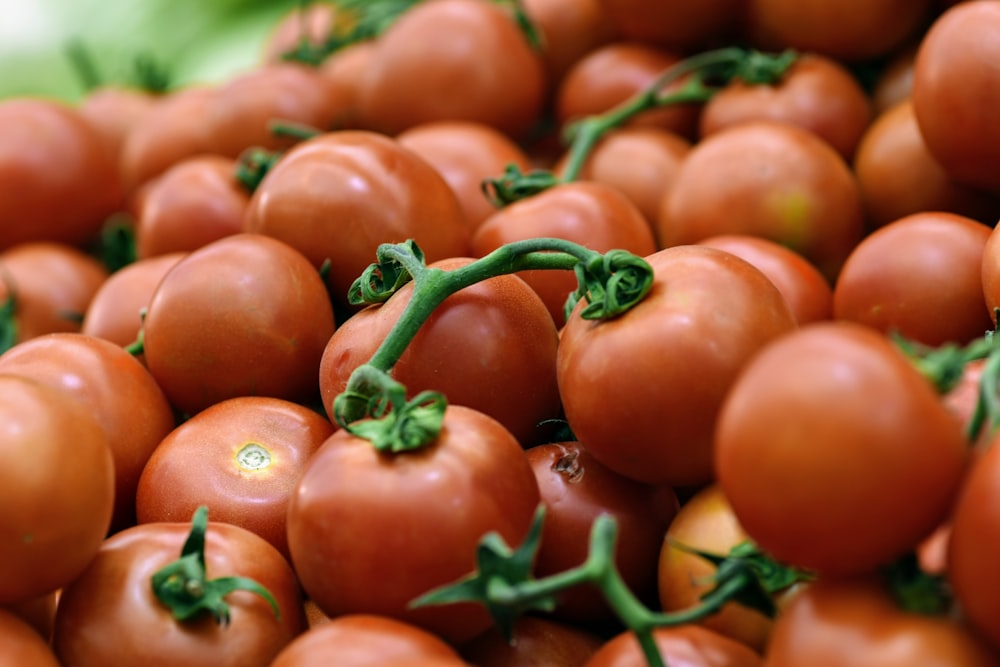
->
242, 129, 470, 311
595, 0, 745, 53
585, 624, 763, 667
81, 252, 186, 349
470, 180, 658, 328
522, 0, 618, 87
3, 590, 59, 643
355, 0, 547, 141
458, 615, 604, 667
316, 41, 377, 131
134, 155, 249, 259
557, 245, 796, 487
0, 241, 109, 346
853, 99, 1000, 229
714, 321, 969, 576
396, 120, 534, 233
833, 211, 993, 346
763, 577, 1000, 666
871, 43, 917, 116
261, 1, 339, 64
77, 85, 161, 166
555, 42, 700, 141
286, 404, 541, 644
141, 233, 336, 416
745, 0, 934, 62
0, 608, 60, 667
319, 257, 561, 447
554, 126, 692, 226
655, 120, 865, 281
525, 441, 679, 624
0, 332, 176, 533
912, 1, 1000, 192
135, 395, 335, 561
699, 53, 873, 161
270, 614, 466, 667
51, 517, 307, 667
0, 374, 114, 604
980, 223, 1000, 327
697, 234, 833, 325
0, 97, 123, 250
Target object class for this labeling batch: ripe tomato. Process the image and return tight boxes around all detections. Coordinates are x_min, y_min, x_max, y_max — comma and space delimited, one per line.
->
833, 211, 993, 346
0, 608, 60, 667
77, 85, 161, 166
0, 98, 123, 250
319, 257, 561, 447
52, 516, 307, 667
979, 223, 1000, 327
0, 374, 114, 604
557, 245, 796, 487
714, 321, 969, 576
655, 120, 865, 281
763, 577, 1000, 666
470, 180, 658, 328
141, 233, 336, 416
0, 332, 176, 533
697, 234, 833, 325
913, 1, 1000, 193
871, 43, 917, 116
243, 130, 470, 311
286, 404, 541, 644
135, 396, 335, 561
316, 41, 377, 131
134, 155, 249, 259
270, 614, 466, 667
522, 0, 618, 86
260, 2, 339, 64
595, 0, 744, 53
356, 0, 547, 140
458, 615, 604, 667
585, 624, 763, 667
699, 53, 873, 161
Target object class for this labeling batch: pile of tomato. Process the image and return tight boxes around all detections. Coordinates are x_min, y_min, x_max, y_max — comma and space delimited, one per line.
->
5, 0, 1000, 665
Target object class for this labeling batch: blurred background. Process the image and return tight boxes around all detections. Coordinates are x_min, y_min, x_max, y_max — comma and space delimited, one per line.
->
0, 0, 302, 101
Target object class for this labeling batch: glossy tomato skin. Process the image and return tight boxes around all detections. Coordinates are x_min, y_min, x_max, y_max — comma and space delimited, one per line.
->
286, 405, 541, 644
526, 442, 679, 624
135, 396, 335, 561
320, 257, 562, 447
52, 519, 307, 667
714, 322, 969, 577
141, 233, 336, 416
0, 332, 177, 533
763, 577, 1000, 666
585, 624, 763, 667
0, 608, 60, 667
0, 374, 114, 604
270, 614, 466, 667
557, 245, 797, 487
459, 615, 604, 667
243, 130, 470, 311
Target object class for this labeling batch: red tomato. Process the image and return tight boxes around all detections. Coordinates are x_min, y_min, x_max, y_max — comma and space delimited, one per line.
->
763, 577, 1000, 666
356, 0, 547, 140
714, 321, 969, 576
270, 614, 466, 667
0, 374, 114, 604
596, 0, 745, 53
3, 591, 58, 643
833, 211, 993, 346
458, 615, 604, 667
0, 98, 123, 249
243, 130, 470, 311
135, 396, 335, 561
0, 608, 60, 667
557, 245, 796, 487
260, 2, 339, 64
77, 85, 161, 165
141, 233, 336, 415
52, 517, 307, 667
980, 223, 1000, 327
522, 0, 619, 86
286, 404, 541, 644
585, 624, 763, 667
316, 40, 377, 131
871, 43, 917, 116
319, 257, 562, 447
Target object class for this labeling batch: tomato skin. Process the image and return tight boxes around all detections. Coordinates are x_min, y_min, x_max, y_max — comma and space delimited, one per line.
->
270, 614, 466, 667
356, 0, 547, 140
243, 130, 470, 311
459, 615, 604, 667
0, 608, 60, 667
595, 0, 744, 53
317, 41, 377, 131
557, 245, 796, 487
832, 212, 993, 346
141, 233, 336, 416
286, 404, 541, 644
319, 257, 562, 447
77, 86, 161, 165
135, 396, 334, 561
585, 624, 763, 667
261, 2, 339, 64
763, 577, 1000, 666
522, 0, 619, 86
979, 198, 1000, 325
0, 374, 114, 604
714, 321, 969, 576
51, 519, 307, 667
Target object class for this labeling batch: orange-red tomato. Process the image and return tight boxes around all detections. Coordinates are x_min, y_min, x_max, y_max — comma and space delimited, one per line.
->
316, 41, 377, 131
522, 0, 619, 86
595, 0, 745, 53
459, 615, 604, 667
0, 608, 60, 667
260, 1, 339, 64
77, 85, 161, 166
585, 624, 763, 667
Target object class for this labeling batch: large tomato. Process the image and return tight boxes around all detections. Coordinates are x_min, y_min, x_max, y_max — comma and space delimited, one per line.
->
714, 321, 969, 576
585, 624, 763, 667
0, 608, 60, 667
286, 404, 541, 644
557, 245, 796, 487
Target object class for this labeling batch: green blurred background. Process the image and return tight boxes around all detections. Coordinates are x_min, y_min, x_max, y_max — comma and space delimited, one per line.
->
0, 0, 303, 102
